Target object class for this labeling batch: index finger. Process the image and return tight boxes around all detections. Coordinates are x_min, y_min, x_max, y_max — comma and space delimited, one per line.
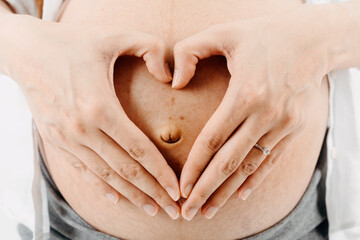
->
101, 103, 181, 202
173, 24, 230, 89
180, 86, 248, 198
103, 30, 173, 83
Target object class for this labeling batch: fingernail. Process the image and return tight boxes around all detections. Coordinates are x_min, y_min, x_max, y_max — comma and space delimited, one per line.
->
166, 187, 180, 201
184, 207, 198, 221
165, 206, 179, 220
172, 69, 179, 88
241, 189, 252, 200
106, 193, 118, 204
143, 204, 158, 216
204, 207, 219, 219
164, 62, 172, 80
183, 184, 193, 198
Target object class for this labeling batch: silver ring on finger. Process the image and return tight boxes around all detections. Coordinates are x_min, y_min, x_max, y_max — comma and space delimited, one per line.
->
254, 143, 271, 156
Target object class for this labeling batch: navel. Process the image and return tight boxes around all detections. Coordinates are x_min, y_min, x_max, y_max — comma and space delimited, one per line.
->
158, 121, 182, 144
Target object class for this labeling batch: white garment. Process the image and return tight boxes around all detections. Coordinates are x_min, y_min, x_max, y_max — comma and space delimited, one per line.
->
0, 0, 359, 240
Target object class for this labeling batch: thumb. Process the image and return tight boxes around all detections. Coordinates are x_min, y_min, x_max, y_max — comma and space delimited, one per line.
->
108, 30, 173, 83
172, 25, 227, 89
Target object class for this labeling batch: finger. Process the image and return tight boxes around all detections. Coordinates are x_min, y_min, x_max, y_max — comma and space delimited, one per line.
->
65, 144, 161, 217
173, 25, 228, 89
234, 114, 304, 200
106, 31, 172, 83
180, 87, 248, 199
181, 116, 266, 220
200, 133, 295, 220
100, 103, 181, 202
237, 133, 296, 200
88, 130, 180, 219
188, 113, 301, 219
53, 145, 122, 205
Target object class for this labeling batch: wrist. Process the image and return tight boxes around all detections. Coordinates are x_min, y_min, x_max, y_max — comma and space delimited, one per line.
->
258, 4, 341, 79
301, 2, 360, 72
293, 4, 347, 74
328, 0, 360, 70
0, 13, 44, 80
0, 13, 15, 76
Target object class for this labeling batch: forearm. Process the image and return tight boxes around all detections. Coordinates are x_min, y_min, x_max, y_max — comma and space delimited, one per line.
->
0, 4, 14, 76
314, 0, 360, 71
333, 0, 360, 70
0, 12, 46, 80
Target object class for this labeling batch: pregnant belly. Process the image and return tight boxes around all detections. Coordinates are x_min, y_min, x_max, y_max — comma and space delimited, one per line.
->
41, 0, 329, 239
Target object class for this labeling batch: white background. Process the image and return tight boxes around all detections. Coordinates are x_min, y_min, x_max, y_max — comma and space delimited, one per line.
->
0, 75, 33, 239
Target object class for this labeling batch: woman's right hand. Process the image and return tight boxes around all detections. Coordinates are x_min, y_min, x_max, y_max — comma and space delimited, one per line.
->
0, 14, 180, 219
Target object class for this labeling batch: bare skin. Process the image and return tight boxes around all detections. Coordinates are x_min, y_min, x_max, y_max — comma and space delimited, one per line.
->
2, 0, 360, 239
41, 0, 329, 239
0, 0, 181, 220
174, 1, 360, 220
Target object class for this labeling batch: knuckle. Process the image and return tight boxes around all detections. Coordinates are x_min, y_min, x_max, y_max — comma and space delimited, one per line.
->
268, 152, 282, 167
191, 164, 205, 176
83, 103, 104, 120
205, 135, 223, 153
144, 39, 164, 59
174, 42, 186, 56
258, 104, 279, 125
70, 161, 87, 173
153, 168, 166, 182
45, 125, 66, 144
118, 163, 140, 182
236, 88, 260, 111
129, 191, 143, 204
220, 157, 240, 176
244, 86, 263, 103
220, 38, 236, 58
282, 108, 303, 129
261, 113, 274, 125
151, 192, 164, 203
283, 111, 297, 128
239, 161, 259, 175
96, 167, 114, 181
244, 134, 258, 146
194, 191, 208, 202
247, 174, 262, 187
228, 113, 242, 126
263, 105, 278, 119
214, 191, 231, 205
90, 105, 104, 119
236, 95, 248, 108
128, 143, 146, 160
153, 39, 165, 52
95, 139, 108, 156
71, 120, 87, 136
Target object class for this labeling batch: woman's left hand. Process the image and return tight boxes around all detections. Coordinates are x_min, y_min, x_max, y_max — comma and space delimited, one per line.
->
172, 5, 333, 220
